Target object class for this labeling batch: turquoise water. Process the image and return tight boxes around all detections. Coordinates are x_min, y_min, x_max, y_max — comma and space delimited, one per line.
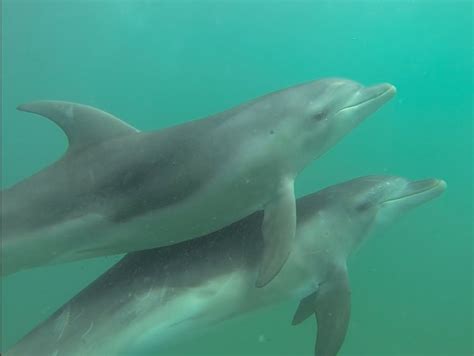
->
1, 1, 472, 355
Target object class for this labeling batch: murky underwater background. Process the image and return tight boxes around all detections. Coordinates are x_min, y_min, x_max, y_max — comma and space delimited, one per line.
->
1, 0, 472, 355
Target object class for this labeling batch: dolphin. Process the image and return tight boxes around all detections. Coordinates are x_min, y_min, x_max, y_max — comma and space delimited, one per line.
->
1, 78, 395, 285
4, 175, 446, 356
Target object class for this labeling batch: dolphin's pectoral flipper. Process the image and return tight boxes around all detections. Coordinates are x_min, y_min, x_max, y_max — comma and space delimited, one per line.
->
17, 101, 139, 154
292, 265, 351, 356
256, 179, 296, 288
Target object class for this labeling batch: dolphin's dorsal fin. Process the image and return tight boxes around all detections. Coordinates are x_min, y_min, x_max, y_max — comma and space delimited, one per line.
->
17, 101, 139, 154
292, 265, 351, 356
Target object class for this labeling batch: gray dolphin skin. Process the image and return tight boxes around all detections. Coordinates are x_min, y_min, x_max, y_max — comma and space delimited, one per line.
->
1, 78, 396, 286
5, 175, 446, 356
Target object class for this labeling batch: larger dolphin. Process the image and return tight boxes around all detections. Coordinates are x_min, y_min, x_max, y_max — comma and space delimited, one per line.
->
1, 78, 395, 285
4, 175, 445, 356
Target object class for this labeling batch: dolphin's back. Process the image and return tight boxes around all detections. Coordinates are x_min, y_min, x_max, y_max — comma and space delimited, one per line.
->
2, 102, 249, 237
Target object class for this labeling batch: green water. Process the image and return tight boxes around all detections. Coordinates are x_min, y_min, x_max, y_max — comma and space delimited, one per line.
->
1, 0, 472, 355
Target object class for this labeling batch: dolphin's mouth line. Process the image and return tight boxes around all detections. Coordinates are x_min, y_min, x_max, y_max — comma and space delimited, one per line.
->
335, 86, 395, 115
381, 180, 445, 204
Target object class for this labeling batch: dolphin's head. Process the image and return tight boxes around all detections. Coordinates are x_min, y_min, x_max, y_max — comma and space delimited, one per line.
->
259, 78, 396, 172
363, 176, 447, 228
299, 176, 446, 258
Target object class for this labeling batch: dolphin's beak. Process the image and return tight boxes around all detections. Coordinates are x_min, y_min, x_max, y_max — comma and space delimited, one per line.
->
335, 83, 396, 119
360, 83, 397, 103
382, 178, 447, 208
353, 83, 396, 111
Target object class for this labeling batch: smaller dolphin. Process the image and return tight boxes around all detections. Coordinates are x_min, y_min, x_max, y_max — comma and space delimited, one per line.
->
1, 78, 395, 285
5, 175, 446, 356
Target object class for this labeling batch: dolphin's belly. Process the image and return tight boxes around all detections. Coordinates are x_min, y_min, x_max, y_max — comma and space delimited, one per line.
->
6, 217, 325, 356
6, 270, 254, 356
6, 252, 318, 356
1, 174, 273, 275
120, 271, 252, 353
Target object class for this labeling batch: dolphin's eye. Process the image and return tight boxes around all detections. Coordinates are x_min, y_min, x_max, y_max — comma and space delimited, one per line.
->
355, 201, 371, 212
312, 111, 326, 122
